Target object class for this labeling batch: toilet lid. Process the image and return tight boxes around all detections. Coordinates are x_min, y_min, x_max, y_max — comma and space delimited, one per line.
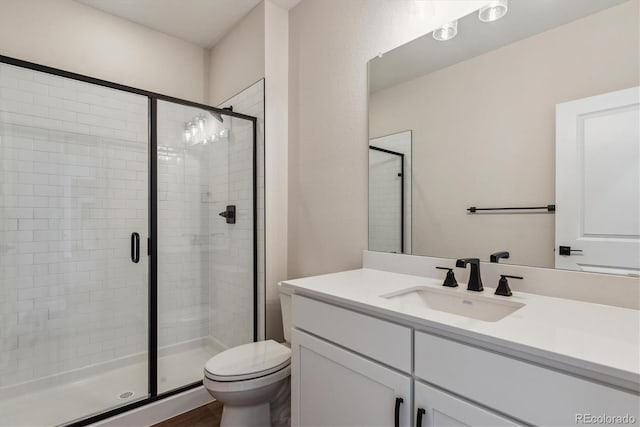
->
204, 340, 291, 382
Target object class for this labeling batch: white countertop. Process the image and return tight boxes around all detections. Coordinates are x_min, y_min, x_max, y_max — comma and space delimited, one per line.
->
281, 268, 640, 391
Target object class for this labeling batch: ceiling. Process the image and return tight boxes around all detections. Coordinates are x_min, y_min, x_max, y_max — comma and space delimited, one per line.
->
76, 0, 280, 48
370, 0, 631, 93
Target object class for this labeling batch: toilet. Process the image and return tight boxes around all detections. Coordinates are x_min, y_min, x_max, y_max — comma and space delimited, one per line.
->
203, 286, 292, 426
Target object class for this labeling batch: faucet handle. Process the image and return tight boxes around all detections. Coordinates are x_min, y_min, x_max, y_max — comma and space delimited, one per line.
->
495, 275, 523, 297
436, 267, 458, 288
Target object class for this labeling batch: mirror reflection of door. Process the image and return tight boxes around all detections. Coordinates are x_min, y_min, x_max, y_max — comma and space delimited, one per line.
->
556, 86, 640, 275
369, 131, 412, 254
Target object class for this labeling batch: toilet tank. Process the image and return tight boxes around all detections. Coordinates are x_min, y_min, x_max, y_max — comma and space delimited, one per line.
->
278, 283, 293, 344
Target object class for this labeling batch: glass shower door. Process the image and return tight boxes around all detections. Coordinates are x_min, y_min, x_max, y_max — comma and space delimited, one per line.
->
0, 62, 149, 425
156, 100, 255, 393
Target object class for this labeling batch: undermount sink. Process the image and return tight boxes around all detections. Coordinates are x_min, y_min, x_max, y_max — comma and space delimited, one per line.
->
381, 286, 525, 322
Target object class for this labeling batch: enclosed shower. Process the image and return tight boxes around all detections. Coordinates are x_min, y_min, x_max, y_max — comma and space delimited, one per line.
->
0, 57, 257, 426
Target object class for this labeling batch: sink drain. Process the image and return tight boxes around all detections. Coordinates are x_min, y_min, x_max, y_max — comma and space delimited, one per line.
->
118, 391, 134, 399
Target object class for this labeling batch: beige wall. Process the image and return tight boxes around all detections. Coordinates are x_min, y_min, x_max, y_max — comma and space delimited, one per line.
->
264, 0, 290, 340
370, 1, 639, 268
0, 0, 268, 105
207, 3, 265, 106
0, 0, 207, 102
288, 0, 488, 279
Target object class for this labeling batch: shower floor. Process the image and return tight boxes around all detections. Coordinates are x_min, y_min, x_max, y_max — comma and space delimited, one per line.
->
0, 344, 217, 427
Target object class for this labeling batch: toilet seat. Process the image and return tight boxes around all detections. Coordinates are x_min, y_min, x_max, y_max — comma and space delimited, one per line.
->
204, 340, 291, 382
204, 364, 290, 394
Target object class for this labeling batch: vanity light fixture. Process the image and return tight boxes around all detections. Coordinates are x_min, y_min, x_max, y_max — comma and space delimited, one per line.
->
478, 0, 508, 23
433, 20, 458, 41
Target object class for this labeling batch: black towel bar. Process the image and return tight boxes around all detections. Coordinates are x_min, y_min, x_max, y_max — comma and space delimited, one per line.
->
467, 204, 555, 213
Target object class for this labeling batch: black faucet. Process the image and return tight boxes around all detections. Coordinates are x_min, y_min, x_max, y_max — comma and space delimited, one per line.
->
455, 258, 483, 292
490, 251, 510, 263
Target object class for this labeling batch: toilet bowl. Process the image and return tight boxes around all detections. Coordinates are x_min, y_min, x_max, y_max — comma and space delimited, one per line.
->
203, 286, 292, 426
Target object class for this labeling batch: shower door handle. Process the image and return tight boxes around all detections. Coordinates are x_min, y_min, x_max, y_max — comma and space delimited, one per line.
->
131, 232, 140, 263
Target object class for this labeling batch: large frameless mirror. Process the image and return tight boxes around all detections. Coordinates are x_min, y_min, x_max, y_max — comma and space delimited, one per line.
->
368, 0, 639, 276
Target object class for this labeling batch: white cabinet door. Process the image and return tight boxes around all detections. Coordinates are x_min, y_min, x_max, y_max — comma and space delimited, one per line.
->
291, 329, 412, 427
414, 331, 639, 426
414, 381, 520, 427
556, 86, 640, 274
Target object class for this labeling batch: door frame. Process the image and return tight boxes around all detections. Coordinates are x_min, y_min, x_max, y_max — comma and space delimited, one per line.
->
369, 145, 405, 253
0, 54, 259, 427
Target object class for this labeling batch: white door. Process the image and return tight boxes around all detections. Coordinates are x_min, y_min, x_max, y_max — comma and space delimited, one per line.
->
414, 380, 519, 427
291, 329, 411, 427
556, 87, 640, 275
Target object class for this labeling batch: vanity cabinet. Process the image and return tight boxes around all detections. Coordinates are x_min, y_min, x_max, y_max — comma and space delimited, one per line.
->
291, 293, 412, 372
415, 331, 640, 426
414, 380, 518, 427
291, 329, 411, 426
291, 294, 639, 427
291, 295, 412, 426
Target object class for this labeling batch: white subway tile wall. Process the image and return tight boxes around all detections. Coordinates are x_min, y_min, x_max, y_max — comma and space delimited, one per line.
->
157, 101, 212, 350
216, 80, 264, 347
156, 89, 258, 388
0, 63, 149, 389
206, 116, 254, 349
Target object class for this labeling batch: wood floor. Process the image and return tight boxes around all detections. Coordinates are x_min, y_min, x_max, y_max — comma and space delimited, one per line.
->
152, 401, 223, 427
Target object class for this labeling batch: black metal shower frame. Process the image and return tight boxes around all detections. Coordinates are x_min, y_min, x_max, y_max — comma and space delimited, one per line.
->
0, 55, 259, 427
369, 145, 405, 254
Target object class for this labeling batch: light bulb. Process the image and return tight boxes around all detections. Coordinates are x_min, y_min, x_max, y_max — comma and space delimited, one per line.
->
196, 116, 206, 131
479, 0, 508, 22
433, 20, 458, 41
